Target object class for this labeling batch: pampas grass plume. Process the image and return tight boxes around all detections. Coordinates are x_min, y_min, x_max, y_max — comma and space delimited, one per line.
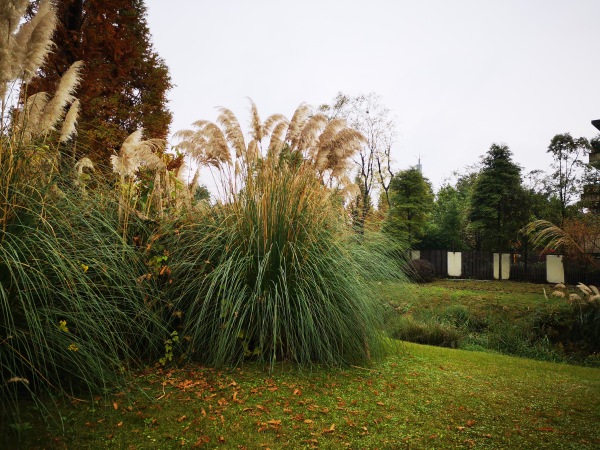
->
59, 99, 80, 142
21, 0, 56, 82
38, 61, 83, 134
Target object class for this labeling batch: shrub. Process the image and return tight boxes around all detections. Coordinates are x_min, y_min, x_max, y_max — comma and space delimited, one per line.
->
439, 304, 472, 327
405, 258, 436, 283
485, 319, 560, 362
386, 315, 463, 348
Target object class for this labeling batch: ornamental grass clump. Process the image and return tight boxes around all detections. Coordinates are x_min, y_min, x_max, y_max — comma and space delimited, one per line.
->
1, 0, 165, 418
1, 188, 164, 400
167, 101, 404, 367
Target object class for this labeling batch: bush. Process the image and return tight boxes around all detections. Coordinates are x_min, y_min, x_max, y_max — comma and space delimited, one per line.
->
386, 315, 463, 348
485, 319, 560, 361
405, 258, 436, 283
439, 304, 472, 327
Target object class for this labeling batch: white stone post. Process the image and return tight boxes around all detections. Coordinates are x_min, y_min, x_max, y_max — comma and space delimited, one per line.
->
546, 255, 565, 284
493, 253, 510, 280
447, 251, 462, 277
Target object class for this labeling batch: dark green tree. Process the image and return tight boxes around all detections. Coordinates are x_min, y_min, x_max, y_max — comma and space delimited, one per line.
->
469, 144, 528, 254
27, 0, 173, 169
421, 184, 470, 250
384, 167, 434, 247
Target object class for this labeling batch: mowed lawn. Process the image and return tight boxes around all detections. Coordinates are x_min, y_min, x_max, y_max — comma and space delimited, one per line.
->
6, 342, 599, 449
379, 279, 560, 320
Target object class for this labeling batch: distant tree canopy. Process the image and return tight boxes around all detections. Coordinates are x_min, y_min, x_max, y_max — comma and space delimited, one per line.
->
384, 167, 434, 247
469, 144, 528, 252
546, 133, 590, 222
421, 184, 471, 251
27, 0, 172, 169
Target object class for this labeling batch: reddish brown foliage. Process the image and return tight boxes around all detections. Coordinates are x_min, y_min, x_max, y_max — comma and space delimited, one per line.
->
27, 0, 172, 169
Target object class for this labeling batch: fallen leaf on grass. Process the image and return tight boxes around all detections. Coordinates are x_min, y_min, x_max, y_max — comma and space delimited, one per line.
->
538, 427, 556, 432
113, 402, 118, 410
322, 424, 336, 433
117, 421, 123, 427
466, 420, 477, 427
193, 435, 210, 446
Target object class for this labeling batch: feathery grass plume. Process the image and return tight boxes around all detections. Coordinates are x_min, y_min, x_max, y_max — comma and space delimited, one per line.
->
203, 122, 232, 164
216, 107, 246, 158
188, 168, 201, 198
248, 98, 263, 143
262, 113, 287, 136
267, 120, 288, 159
285, 103, 311, 148
111, 129, 166, 177
313, 118, 348, 171
524, 220, 581, 254
59, 98, 80, 143
0, 1, 29, 38
74, 156, 93, 190
577, 283, 592, 296
0, 0, 29, 90
298, 113, 328, 154
16, 90, 49, 136
247, 139, 259, 161
37, 61, 84, 135
327, 128, 365, 178
21, 0, 57, 82
110, 129, 166, 237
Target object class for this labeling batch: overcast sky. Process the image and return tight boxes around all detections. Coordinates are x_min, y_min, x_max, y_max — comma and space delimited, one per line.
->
145, 0, 600, 190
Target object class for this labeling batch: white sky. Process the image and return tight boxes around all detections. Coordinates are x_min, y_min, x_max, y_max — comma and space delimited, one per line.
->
145, 0, 600, 191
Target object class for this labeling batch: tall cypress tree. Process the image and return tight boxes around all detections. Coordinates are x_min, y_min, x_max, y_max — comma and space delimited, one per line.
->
384, 167, 434, 247
27, 0, 172, 168
469, 144, 527, 252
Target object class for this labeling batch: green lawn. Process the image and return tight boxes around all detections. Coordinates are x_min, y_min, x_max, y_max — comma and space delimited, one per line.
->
379, 279, 560, 320
5, 342, 599, 449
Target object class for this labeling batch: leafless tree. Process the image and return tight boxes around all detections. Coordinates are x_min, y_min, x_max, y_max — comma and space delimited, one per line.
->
319, 92, 397, 230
